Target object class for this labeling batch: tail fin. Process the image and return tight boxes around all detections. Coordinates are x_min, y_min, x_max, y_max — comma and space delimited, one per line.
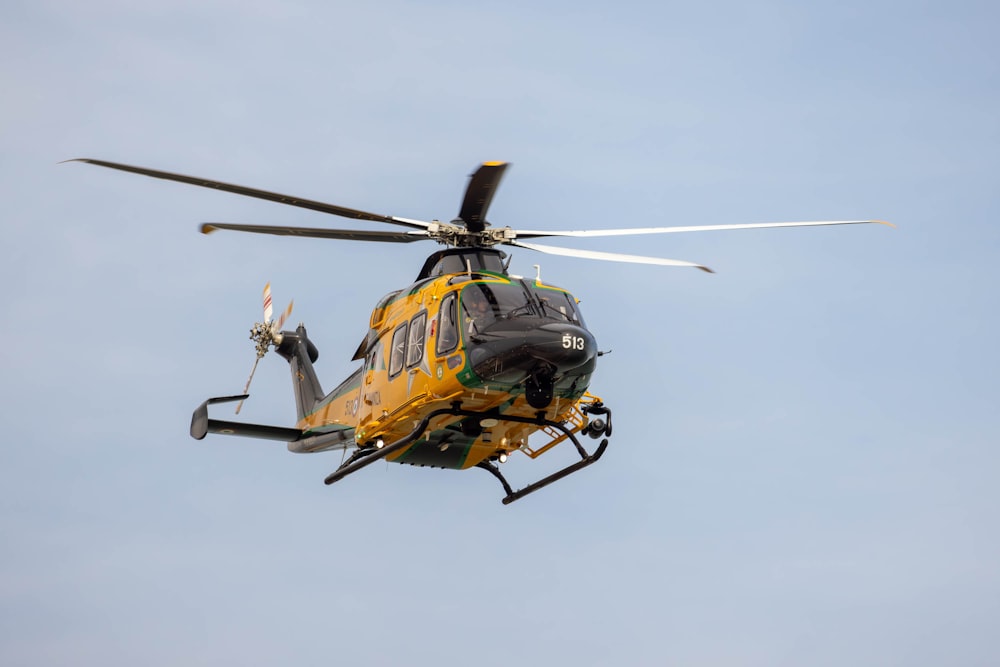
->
275, 324, 324, 421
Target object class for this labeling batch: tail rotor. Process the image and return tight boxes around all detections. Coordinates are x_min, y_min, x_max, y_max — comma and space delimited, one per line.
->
235, 283, 293, 414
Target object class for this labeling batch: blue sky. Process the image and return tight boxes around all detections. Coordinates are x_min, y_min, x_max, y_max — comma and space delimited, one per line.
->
2, 1, 998, 665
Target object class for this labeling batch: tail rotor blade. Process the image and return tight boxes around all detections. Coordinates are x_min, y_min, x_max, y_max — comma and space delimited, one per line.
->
274, 299, 293, 333
234, 357, 262, 415
237, 283, 291, 414
263, 282, 274, 325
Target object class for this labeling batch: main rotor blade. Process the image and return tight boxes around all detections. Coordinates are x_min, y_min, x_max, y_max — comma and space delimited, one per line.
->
200, 222, 431, 243
507, 240, 714, 273
514, 219, 893, 239
66, 158, 433, 230
457, 161, 508, 233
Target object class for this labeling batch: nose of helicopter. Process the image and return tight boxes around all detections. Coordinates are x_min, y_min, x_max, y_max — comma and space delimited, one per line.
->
467, 320, 598, 386
532, 322, 597, 370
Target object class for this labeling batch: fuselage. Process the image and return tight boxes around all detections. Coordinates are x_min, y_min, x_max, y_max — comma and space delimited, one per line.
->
292, 250, 598, 470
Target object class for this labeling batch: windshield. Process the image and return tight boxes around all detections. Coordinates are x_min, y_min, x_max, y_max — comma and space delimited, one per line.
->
460, 282, 534, 333
531, 284, 585, 326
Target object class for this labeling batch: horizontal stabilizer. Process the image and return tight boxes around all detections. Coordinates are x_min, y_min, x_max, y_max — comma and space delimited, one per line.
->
190, 395, 304, 441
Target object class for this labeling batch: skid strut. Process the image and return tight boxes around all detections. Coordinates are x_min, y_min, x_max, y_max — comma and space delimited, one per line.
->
323, 401, 612, 504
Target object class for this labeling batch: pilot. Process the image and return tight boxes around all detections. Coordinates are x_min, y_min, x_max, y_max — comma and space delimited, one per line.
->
464, 290, 493, 330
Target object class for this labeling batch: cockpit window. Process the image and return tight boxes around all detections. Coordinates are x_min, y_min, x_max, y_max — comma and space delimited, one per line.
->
436, 293, 458, 355
532, 285, 585, 326
460, 282, 535, 333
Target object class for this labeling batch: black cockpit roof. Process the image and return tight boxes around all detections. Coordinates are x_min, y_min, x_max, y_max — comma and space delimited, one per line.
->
416, 248, 508, 281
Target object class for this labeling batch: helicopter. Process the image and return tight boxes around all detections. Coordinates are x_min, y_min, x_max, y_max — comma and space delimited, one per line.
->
71, 158, 890, 504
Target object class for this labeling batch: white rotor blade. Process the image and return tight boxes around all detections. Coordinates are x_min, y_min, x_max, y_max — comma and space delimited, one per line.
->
514, 219, 893, 239
273, 299, 294, 333
262, 282, 273, 324
507, 240, 713, 272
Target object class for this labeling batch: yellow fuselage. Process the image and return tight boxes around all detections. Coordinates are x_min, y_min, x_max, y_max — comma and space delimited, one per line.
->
295, 269, 598, 470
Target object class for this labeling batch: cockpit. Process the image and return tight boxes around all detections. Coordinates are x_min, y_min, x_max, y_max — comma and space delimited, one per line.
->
439, 277, 596, 408
431, 278, 587, 358
458, 280, 584, 335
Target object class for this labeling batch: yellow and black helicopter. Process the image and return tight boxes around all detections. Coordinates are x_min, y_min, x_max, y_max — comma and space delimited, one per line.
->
73, 158, 889, 504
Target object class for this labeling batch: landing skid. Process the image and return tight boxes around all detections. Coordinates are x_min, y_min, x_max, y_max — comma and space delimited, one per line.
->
324, 401, 612, 505
476, 439, 608, 505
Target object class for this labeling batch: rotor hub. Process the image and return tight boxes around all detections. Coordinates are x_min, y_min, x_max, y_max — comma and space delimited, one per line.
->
427, 221, 516, 248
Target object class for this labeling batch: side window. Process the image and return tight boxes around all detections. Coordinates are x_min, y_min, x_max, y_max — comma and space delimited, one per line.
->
406, 312, 427, 368
388, 322, 407, 378
436, 293, 458, 355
